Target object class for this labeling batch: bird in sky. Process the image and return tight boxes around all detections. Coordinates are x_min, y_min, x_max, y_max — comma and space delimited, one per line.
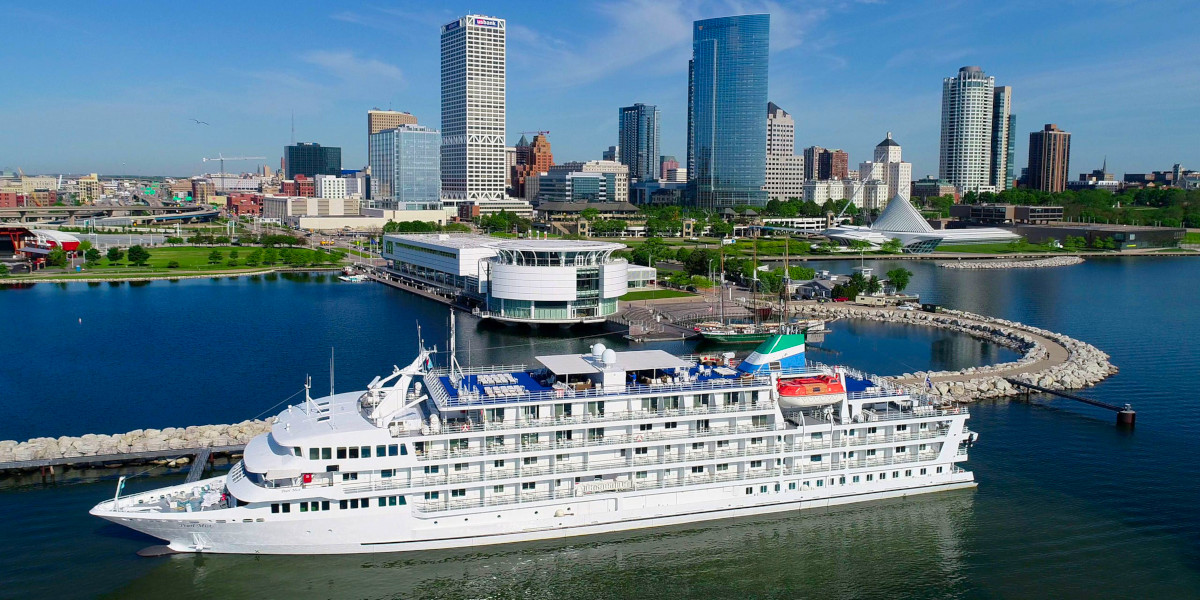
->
190, 118, 210, 126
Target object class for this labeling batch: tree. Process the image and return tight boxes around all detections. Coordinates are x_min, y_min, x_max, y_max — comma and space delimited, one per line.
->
865, 275, 883, 295
78, 240, 93, 253
127, 245, 150, 266
165, 236, 184, 246
245, 249, 263, 266
684, 248, 715, 276
886, 268, 913, 293
263, 247, 278, 265
674, 247, 692, 262
580, 208, 600, 221
47, 248, 68, 267
226, 259, 239, 267
167, 260, 180, 268
84, 248, 102, 265
880, 239, 903, 254
229, 250, 239, 260
0, 263, 8, 277
107, 247, 124, 263
208, 250, 223, 264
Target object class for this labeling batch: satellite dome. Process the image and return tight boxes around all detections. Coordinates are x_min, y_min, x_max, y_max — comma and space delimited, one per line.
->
592, 343, 607, 358
602, 349, 617, 365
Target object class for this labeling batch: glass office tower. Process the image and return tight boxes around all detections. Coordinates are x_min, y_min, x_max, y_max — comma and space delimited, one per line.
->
284, 143, 342, 180
686, 14, 770, 209
369, 125, 442, 211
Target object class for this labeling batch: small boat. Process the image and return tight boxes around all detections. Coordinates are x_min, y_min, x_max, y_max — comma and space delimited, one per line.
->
338, 274, 368, 283
776, 374, 848, 408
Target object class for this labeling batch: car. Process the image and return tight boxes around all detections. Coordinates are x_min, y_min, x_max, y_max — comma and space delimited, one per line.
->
833, 297, 849, 302
896, 304, 916, 311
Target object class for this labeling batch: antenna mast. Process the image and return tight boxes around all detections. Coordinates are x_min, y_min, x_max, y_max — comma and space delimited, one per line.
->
330, 347, 335, 396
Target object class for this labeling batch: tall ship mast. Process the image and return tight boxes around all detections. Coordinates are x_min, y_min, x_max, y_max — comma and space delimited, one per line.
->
91, 326, 977, 555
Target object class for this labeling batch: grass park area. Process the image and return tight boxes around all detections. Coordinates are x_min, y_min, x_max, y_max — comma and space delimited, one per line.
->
934, 242, 1055, 254
619, 289, 695, 301
1184, 231, 1200, 244
5, 246, 347, 281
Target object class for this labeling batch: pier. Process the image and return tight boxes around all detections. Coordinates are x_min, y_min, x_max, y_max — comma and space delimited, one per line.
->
1005, 378, 1135, 426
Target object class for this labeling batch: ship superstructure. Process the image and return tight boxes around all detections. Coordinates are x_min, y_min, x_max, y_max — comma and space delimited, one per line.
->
91, 331, 976, 554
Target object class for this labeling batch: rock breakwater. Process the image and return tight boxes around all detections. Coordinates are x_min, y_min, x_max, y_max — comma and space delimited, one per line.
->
0, 419, 274, 466
940, 256, 1084, 269
795, 304, 1117, 404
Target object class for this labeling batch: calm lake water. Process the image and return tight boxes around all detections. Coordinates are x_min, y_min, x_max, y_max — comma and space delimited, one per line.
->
2, 257, 1199, 599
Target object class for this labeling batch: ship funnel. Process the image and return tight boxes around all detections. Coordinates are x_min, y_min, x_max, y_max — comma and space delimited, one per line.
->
736, 333, 806, 375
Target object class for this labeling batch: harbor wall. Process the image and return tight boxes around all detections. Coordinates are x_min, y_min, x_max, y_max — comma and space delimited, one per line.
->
939, 256, 1085, 269
0, 419, 274, 465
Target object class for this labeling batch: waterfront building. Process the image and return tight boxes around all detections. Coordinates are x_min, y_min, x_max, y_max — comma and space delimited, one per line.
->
441, 15, 507, 203
991, 87, 1015, 191
823, 194, 1019, 252
949, 204, 1064, 224
858, 133, 912, 202
315, 175, 347, 200
370, 124, 443, 211
380, 234, 633, 323
549, 160, 629, 204
285, 143, 342, 180
618, 103, 660, 182
765, 102, 804, 201
1027, 124, 1071, 193
687, 14, 770, 209
659, 156, 679, 181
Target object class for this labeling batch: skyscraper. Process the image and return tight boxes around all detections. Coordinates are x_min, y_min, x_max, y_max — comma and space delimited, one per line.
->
511, 133, 553, 198
765, 102, 804, 201
803, 146, 823, 181
991, 87, 1015, 191
660, 155, 679, 181
939, 66, 996, 193
369, 124, 442, 210
368, 109, 418, 135
1027, 124, 1071, 193
618, 103, 660, 182
441, 15, 507, 204
284, 143, 341, 180
686, 14, 770, 209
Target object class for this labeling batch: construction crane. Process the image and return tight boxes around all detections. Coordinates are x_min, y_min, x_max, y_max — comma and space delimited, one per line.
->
202, 153, 267, 191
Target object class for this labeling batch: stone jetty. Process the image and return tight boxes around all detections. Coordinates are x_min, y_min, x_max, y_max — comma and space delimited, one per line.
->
940, 256, 1084, 269
0, 419, 274, 465
795, 303, 1117, 404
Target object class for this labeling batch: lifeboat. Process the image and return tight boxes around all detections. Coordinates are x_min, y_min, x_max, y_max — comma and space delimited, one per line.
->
776, 374, 847, 408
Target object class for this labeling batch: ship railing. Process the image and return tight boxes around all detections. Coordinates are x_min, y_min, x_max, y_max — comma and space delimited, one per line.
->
430, 401, 778, 436
412, 469, 794, 514
854, 406, 967, 423
838, 450, 941, 470
955, 448, 968, 457
843, 429, 946, 447
415, 423, 783, 461
427, 374, 774, 408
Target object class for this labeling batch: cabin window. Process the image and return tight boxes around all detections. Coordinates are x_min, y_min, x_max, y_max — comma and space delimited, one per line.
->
342, 473, 358, 481
866, 474, 874, 481
893, 471, 900, 479
556, 430, 573, 443
486, 408, 505, 422
817, 480, 824, 487
919, 444, 927, 451
639, 423, 652, 432
309, 448, 319, 460
522, 482, 536, 490
896, 446, 907, 453
761, 485, 769, 493
349, 499, 359, 509
697, 394, 712, 406
810, 455, 822, 462
424, 465, 439, 474
880, 472, 886, 480
716, 463, 729, 471
717, 440, 729, 448
811, 432, 823, 440
292, 447, 301, 457
636, 471, 647, 479
326, 465, 339, 472
348, 447, 360, 459
360, 446, 371, 458
692, 442, 705, 450
450, 438, 468, 451
337, 447, 347, 459
321, 448, 332, 460
750, 460, 763, 469
867, 449, 876, 457
587, 401, 605, 416
634, 447, 648, 455
381, 469, 393, 478
555, 403, 572, 417
395, 444, 405, 456
587, 428, 604, 441
522, 406, 538, 420
494, 459, 505, 468
339, 500, 348, 509
424, 491, 439, 500
789, 482, 797, 490
521, 433, 539, 446
937, 467, 944, 474
557, 454, 569, 462
494, 485, 505, 493
852, 476, 860, 483
376, 445, 386, 457
452, 489, 466, 498
455, 463, 468, 471
751, 437, 763, 445
696, 419, 710, 431
270, 503, 279, 513
523, 456, 537, 465
665, 422, 678, 429
920, 468, 927, 475
897, 424, 908, 431
752, 415, 767, 427
868, 427, 877, 435
692, 466, 704, 474
322, 501, 330, 510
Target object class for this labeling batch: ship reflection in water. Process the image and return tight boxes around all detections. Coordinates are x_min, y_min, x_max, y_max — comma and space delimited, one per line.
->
111, 490, 974, 599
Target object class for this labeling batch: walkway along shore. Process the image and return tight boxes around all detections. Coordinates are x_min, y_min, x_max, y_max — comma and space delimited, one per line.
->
793, 303, 1118, 404
0, 303, 1118, 471
0, 266, 342, 285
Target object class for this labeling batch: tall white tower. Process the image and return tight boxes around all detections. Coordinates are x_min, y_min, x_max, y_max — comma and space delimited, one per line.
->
764, 102, 804, 201
441, 15, 507, 204
858, 132, 912, 208
939, 66, 995, 193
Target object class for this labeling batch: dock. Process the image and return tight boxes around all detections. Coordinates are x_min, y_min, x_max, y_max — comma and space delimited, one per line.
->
1005, 378, 1135, 426
0, 444, 245, 475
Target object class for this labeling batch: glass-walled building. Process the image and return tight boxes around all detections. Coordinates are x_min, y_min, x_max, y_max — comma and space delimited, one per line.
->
370, 125, 443, 210
686, 14, 770, 209
618, 103, 660, 182
284, 143, 342, 180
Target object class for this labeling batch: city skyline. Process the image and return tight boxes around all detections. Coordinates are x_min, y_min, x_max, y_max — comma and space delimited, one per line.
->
1, 1, 1197, 179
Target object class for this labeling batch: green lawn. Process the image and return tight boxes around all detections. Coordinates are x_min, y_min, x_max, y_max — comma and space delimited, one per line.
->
620, 289, 695, 301
10, 246, 346, 280
1184, 232, 1200, 244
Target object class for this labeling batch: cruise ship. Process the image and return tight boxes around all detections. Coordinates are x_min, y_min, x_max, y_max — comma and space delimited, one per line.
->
91, 329, 977, 555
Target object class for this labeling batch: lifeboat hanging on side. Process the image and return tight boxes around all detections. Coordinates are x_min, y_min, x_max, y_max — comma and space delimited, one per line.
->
776, 373, 848, 408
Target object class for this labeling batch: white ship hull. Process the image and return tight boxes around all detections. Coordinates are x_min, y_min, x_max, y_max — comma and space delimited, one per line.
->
93, 473, 975, 555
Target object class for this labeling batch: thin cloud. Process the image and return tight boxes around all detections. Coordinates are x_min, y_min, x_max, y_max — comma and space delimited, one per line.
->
302, 50, 405, 84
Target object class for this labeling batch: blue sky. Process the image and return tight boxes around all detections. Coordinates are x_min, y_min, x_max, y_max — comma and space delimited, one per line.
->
1, 0, 1197, 179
